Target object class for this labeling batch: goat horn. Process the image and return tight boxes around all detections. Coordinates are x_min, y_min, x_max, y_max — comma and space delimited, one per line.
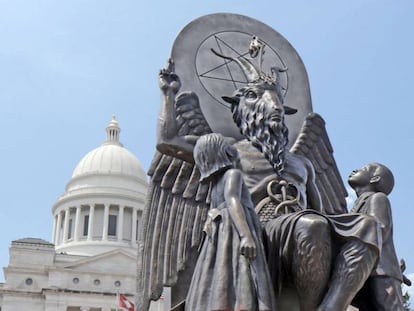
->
211, 48, 260, 82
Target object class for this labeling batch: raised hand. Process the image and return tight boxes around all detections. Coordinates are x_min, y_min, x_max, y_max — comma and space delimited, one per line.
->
159, 58, 181, 96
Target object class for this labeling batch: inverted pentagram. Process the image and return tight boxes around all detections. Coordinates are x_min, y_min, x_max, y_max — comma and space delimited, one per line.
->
196, 31, 288, 108
170, 13, 312, 145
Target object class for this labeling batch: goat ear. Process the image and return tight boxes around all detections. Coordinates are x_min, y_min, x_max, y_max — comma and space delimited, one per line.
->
284, 105, 297, 115
222, 96, 240, 105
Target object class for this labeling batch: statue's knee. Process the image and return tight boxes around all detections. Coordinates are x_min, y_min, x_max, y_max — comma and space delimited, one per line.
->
295, 214, 330, 237
292, 214, 332, 280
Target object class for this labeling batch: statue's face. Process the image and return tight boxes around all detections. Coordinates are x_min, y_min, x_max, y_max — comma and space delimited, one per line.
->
348, 164, 375, 188
227, 81, 291, 174
239, 83, 285, 126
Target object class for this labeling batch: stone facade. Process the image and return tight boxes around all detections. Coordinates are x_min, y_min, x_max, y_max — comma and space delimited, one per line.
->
0, 238, 143, 311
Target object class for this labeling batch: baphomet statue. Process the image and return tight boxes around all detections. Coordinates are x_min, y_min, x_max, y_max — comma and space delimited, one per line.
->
136, 28, 408, 311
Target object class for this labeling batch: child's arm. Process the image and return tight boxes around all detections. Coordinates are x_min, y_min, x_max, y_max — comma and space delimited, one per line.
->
224, 169, 256, 259
365, 192, 393, 240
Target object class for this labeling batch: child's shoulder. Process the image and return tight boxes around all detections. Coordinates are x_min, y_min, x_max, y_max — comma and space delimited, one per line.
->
368, 192, 390, 206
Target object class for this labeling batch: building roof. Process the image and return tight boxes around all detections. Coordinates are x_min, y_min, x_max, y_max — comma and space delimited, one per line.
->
12, 237, 54, 247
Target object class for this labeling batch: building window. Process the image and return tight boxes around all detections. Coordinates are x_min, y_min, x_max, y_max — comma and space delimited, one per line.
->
25, 278, 33, 286
73, 277, 79, 284
68, 219, 73, 239
114, 280, 121, 287
108, 215, 117, 236
94, 279, 100, 286
83, 215, 89, 236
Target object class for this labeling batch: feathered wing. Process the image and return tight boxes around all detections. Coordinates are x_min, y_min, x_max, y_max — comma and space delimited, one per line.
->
290, 113, 348, 215
136, 91, 212, 311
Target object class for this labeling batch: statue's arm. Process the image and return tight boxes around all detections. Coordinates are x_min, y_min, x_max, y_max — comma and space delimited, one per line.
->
365, 193, 392, 240
156, 59, 196, 163
224, 169, 256, 259
306, 159, 323, 212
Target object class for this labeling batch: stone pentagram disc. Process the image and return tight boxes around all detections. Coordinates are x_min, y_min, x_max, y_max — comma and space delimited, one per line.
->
171, 13, 313, 145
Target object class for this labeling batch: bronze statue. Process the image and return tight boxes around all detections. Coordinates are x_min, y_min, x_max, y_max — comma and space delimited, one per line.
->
215, 48, 385, 311
349, 163, 405, 310
138, 58, 380, 311
186, 133, 276, 311
136, 14, 406, 311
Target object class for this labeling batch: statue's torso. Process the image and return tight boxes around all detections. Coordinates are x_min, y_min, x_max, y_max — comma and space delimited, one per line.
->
234, 139, 310, 209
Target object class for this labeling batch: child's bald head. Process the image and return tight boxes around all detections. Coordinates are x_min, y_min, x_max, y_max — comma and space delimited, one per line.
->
370, 162, 394, 195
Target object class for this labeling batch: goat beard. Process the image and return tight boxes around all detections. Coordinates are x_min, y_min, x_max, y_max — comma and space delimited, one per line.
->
232, 103, 289, 175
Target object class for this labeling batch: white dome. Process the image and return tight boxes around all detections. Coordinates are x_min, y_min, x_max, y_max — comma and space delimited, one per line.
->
64, 116, 147, 193
71, 144, 146, 180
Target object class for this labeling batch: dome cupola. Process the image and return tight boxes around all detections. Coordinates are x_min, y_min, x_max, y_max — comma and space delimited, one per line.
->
104, 115, 122, 146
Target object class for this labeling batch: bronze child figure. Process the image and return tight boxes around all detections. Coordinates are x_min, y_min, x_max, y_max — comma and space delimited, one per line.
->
186, 133, 276, 311
349, 162, 405, 311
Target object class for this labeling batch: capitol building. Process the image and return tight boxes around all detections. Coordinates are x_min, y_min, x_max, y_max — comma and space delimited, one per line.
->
0, 117, 165, 311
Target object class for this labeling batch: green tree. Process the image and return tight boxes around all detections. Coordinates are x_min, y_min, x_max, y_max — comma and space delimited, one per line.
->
403, 291, 411, 311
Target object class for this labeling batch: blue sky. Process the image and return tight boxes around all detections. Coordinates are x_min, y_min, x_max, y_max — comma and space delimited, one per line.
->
1, 0, 413, 297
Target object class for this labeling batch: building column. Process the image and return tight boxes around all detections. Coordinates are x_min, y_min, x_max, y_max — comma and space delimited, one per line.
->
102, 204, 109, 240
87, 204, 95, 241
117, 206, 124, 241
74, 206, 81, 241
55, 212, 62, 245
132, 207, 138, 243
51, 214, 57, 244
62, 209, 70, 243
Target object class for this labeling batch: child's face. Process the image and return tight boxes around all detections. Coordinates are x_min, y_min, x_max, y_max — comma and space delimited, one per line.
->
348, 164, 376, 188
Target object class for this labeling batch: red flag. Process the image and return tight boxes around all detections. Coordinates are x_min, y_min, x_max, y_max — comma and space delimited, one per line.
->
119, 294, 134, 311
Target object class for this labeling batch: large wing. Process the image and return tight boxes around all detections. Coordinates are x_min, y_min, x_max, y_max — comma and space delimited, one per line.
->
290, 113, 348, 215
136, 91, 212, 311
